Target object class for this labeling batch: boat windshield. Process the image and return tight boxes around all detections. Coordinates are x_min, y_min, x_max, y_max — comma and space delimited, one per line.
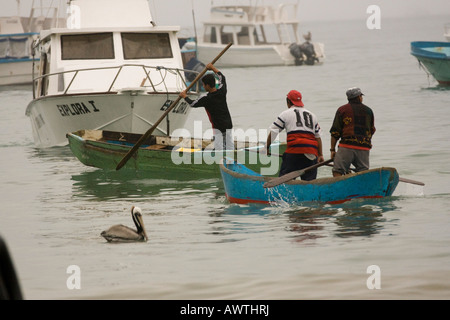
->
61, 33, 115, 60
60, 32, 174, 60
121, 33, 173, 59
203, 23, 297, 45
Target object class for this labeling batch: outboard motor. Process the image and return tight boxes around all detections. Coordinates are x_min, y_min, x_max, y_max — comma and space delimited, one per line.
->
299, 42, 318, 65
289, 43, 303, 65
289, 41, 319, 66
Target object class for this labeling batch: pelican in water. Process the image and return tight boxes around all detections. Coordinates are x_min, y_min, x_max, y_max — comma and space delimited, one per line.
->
101, 206, 148, 242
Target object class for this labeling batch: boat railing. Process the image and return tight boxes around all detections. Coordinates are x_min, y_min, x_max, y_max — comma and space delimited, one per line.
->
275, 3, 298, 22
32, 64, 201, 99
210, 3, 298, 24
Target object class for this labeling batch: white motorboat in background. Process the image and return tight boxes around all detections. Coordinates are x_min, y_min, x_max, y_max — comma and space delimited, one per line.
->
187, 1, 324, 67
26, 0, 201, 148
0, 0, 64, 85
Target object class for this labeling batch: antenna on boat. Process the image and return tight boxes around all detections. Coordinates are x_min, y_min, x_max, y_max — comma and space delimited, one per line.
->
16, 0, 21, 16
191, 0, 198, 55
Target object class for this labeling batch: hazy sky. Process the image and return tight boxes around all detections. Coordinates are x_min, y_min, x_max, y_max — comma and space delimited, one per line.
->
151, 0, 450, 26
2, 0, 450, 29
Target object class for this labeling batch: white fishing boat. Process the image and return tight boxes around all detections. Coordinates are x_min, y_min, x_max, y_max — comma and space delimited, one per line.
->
0, 0, 63, 86
188, 0, 324, 67
26, 0, 201, 148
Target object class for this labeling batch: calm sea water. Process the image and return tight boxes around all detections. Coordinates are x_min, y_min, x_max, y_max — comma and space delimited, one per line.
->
1, 16, 450, 302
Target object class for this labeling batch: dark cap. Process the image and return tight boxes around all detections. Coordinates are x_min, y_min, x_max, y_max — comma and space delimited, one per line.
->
346, 87, 364, 100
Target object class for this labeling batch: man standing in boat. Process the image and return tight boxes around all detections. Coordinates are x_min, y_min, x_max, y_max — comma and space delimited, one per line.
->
179, 63, 234, 150
329, 87, 376, 176
265, 90, 324, 180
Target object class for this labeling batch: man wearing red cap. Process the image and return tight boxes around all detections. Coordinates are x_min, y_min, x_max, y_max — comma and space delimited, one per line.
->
265, 90, 324, 180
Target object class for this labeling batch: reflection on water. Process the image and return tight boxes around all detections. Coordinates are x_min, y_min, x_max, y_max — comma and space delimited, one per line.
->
71, 168, 224, 200
28, 145, 75, 162
284, 198, 399, 242
218, 203, 276, 216
26, 145, 225, 200
212, 197, 400, 243
421, 83, 450, 91
205, 204, 275, 243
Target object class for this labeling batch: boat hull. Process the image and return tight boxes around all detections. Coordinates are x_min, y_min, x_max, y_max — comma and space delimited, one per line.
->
67, 130, 282, 176
410, 41, 450, 85
0, 59, 38, 85
219, 161, 399, 205
26, 92, 192, 148
196, 43, 324, 67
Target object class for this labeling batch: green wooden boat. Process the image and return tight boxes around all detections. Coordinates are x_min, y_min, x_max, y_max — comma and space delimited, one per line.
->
67, 129, 283, 176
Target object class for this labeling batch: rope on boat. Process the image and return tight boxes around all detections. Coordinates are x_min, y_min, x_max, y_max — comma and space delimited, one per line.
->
417, 60, 432, 86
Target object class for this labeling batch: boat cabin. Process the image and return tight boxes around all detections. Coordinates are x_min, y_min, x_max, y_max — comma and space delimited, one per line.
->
33, 0, 195, 98
0, 17, 32, 60
0, 1, 62, 62
201, 4, 302, 47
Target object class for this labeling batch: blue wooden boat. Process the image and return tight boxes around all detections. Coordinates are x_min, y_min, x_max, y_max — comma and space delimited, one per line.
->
219, 160, 399, 205
410, 41, 450, 85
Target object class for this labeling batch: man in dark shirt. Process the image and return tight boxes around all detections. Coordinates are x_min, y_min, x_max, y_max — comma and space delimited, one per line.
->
330, 87, 376, 176
180, 63, 234, 150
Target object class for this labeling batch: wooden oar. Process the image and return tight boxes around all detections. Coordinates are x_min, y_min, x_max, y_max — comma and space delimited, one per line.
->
252, 148, 425, 187
263, 158, 333, 188
398, 177, 424, 186
116, 43, 233, 171
323, 163, 425, 186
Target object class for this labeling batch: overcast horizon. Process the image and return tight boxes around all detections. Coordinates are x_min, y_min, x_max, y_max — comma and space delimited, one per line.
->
2, 0, 449, 29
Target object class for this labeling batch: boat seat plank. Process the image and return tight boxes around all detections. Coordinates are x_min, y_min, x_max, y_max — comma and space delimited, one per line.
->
144, 144, 167, 150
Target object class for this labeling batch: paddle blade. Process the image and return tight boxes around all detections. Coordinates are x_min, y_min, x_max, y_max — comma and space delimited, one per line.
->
399, 177, 425, 186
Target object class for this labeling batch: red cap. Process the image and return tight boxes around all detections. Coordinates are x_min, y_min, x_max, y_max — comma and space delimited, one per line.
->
287, 90, 304, 107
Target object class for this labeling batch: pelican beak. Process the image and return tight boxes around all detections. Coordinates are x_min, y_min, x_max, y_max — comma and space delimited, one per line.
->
137, 214, 148, 241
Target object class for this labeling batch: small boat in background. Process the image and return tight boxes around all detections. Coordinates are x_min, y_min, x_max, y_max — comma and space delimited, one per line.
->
0, 0, 64, 85
410, 41, 450, 85
444, 23, 450, 42
219, 160, 399, 205
67, 129, 282, 176
190, 1, 324, 67
179, 37, 206, 84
